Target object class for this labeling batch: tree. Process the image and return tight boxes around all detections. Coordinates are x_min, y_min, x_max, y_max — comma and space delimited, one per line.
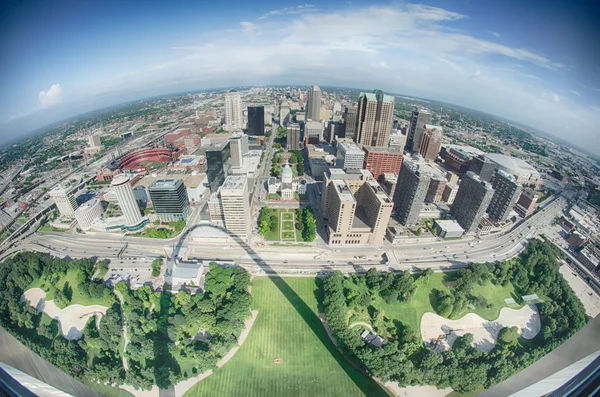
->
151, 258, 162, 277
301, 207, 316, 242
498, 326, 519, 345
365, 268, 380, 290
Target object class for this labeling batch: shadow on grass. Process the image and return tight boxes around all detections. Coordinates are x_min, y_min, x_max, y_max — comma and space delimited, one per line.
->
172, 224, 391, 397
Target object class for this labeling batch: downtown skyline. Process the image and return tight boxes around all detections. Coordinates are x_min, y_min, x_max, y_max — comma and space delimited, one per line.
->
1, 0, 599, 151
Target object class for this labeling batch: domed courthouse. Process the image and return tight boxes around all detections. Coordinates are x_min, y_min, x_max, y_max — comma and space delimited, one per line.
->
267, 162, 307, 200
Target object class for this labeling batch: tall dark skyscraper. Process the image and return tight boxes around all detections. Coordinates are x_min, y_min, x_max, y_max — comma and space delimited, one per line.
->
406, 107, 432, 152
487, 169, 522, 222
148, 179, 190, 221
247, 106, 265, 136
469, 154, 496, 182
450, 171, 494, 233
206, 142, 232, 192
343, 105, 358, 140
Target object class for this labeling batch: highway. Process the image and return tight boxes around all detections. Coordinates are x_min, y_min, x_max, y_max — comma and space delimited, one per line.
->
0, 193, 568, 276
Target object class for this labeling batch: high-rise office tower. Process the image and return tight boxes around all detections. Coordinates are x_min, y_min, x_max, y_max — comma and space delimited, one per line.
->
356, 90, 395, 147
363, 146, 403, 180
389, 130, 406, 152
426, 175, 447, 204
205, 142, 232, 192
304, 120, 323, 143
219, 176, 251, 241
487, 169, 522, 222
247, 106, 265, 136
336, 141, 365, 169
306, 85, 322, 121
406, 108, 432, 151
279, 102, 291, 125
148, 179, 190, 221
111, 174, 143, 226
469, 155, 496, 182
321, 169, 393, 246
224, 90, 243, 131
450, 171, 495, 233
393, 158, 431, 226
49, 185, 78, 217
229, 135, 248, 169
287, 123, 301, 150
326, 121, 345, 143
442, 183, 459, 204
418, 125, 443, 161
343, 105, 358, 140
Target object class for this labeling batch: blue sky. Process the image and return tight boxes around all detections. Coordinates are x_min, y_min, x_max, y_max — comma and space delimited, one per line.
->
1, 0, 599, 150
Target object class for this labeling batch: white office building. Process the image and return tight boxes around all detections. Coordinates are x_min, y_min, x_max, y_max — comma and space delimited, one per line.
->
74, 197, 104, 230
49, 185, 78, 217
111, 174, 143, 226
224, 90, 243, 131
219, 176, 251, 240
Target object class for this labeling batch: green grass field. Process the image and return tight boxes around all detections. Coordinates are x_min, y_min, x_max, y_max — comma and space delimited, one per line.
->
282, 220, 294, 230
184, 277, 391, 397
263, 209, 304, 242
27, 268, 112, 307
282, 213, 293, 220
348, 273, 522, 334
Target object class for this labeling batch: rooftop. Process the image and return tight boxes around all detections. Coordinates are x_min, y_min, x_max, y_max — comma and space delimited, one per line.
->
149, 178, 183, 189
484, 153, 540, 179
221, 175, 247, 191
363, 145, 403, 154
333, 180, 355, 201
111, 174, 131, 187
338, 141, 364, 155
434, 220, 465, 233
134, 173, 206, 189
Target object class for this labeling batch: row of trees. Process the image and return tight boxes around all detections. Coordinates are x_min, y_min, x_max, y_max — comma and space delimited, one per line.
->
0, 252, 252, 392
258, 207, 278, 236
322, 240, 589, 393
294, 206, 316, 242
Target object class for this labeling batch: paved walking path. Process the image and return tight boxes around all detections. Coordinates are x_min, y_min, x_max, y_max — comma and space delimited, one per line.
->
349, 321, 374, 333
114, 290, 129, 371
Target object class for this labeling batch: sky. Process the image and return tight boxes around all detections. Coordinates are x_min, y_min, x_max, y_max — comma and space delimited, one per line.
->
1, 0, 599, 151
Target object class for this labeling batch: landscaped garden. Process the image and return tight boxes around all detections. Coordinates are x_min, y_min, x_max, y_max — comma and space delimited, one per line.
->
322, 239, 589, 394
0, 253, 252, 394
257, 207, 316, 242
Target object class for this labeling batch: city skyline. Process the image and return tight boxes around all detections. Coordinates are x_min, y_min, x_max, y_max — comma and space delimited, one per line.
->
1, 0, 599, 152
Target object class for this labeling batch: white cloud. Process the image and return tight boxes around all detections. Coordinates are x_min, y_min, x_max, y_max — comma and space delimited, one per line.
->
470, 70, 482, 78
259, 4, 316, 19
38, 84, 62, 108
240, 21, 256, 35
487, 30, 501, 38
370, 61, 389, 69
540, 90, 560, 103
569, 89, 581, 96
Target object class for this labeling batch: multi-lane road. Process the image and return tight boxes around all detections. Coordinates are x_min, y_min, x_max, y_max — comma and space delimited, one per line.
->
0, 192, 568, 277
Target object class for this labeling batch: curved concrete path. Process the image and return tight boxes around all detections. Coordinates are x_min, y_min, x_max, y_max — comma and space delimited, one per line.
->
23, 288, 107, 340
421, 304, 541, 353
349, 321, 374, 333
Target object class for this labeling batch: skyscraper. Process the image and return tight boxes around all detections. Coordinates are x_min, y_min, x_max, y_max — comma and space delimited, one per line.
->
406, 108, 432, 151
321, 169, 393, 246
287, 123, 301, 150
205, 142, 232, 192
487, 169, 522, 222
304, 120, 323, 143
469, 155, 496, 182
363, 146, 404, 180
336, 141, 365, 169
49, 185, 78, 217
393, 158, 431, 226
418, 125, 443, 161
224, 90, 243, 131
247, 106, 264, 136
450, 172, 495, 233
111, 174, 143, 226
279, 102, 291, 125
148, 179, 190, 221
343, 105, 358, 140
356, 90, 395, 147
306, 85, 322, 121
219, 175, 251, 241
229, 135, 248, 169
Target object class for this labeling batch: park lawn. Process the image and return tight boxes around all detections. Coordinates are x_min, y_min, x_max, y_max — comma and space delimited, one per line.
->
268, 193, 281, 200
353, 273, 523, 337
39, 225, 67, 232
26, 268, 112, 307
282, 213, 293, 221
184, 277, 391, 397
281, 231, 295, 241
282, 220, 294, 230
